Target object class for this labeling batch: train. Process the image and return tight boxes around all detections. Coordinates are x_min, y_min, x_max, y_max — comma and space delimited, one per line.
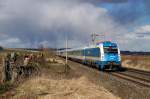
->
58, 41, 121, 71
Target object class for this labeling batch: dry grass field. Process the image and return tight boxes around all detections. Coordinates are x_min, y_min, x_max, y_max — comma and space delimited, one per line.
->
1, 49, 149, 99
11, 58, 120, 99
122, 55, 150, 71
0, 49, 120, 99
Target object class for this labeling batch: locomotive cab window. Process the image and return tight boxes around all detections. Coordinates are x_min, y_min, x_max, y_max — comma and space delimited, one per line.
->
104, 47, 118, 54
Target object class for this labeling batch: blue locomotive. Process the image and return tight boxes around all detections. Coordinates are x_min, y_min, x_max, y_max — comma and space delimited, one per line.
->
58, 41, 121, 71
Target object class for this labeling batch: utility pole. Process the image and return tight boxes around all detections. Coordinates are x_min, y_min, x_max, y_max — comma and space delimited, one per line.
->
91, 33, 104, 45
65, 34, 68, 65
65, 33, 69, 74
104, 32, 106, 41
91, 33, 96, 45
91, 33, 106, 45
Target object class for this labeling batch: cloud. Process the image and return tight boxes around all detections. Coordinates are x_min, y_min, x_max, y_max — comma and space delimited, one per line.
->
0, 34, 27, 48
0, 0, 149, 51
102, 0, 150, 26
0, 0, 126, 48
133, 25, 150, 39
136, 25, 150, 33
116, 25, 150, 51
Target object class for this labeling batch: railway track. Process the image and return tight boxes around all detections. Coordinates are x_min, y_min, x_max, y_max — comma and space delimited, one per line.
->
110, 71, 150, 88
127, 68, 150, 76
74, 61, 150, 88
59, 57, 150, 88
80, 63, 150, 88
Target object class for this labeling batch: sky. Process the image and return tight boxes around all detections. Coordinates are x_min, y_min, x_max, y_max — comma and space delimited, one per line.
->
0, 0, 150, 51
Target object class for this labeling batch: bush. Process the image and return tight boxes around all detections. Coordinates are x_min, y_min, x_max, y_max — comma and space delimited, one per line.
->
0, 46, 3, 51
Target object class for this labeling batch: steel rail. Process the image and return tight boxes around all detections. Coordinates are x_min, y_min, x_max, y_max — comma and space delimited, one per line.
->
127, 68, 150, 76
110, 72, 150, 88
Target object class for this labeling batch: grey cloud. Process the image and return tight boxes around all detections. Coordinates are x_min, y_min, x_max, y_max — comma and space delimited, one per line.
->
105, 0, 150, 26
0, 0, 149, 51
0, 0, 124, 48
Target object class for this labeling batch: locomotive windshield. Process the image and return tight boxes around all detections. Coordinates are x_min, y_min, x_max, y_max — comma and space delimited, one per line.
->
104, 47, 118, 54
